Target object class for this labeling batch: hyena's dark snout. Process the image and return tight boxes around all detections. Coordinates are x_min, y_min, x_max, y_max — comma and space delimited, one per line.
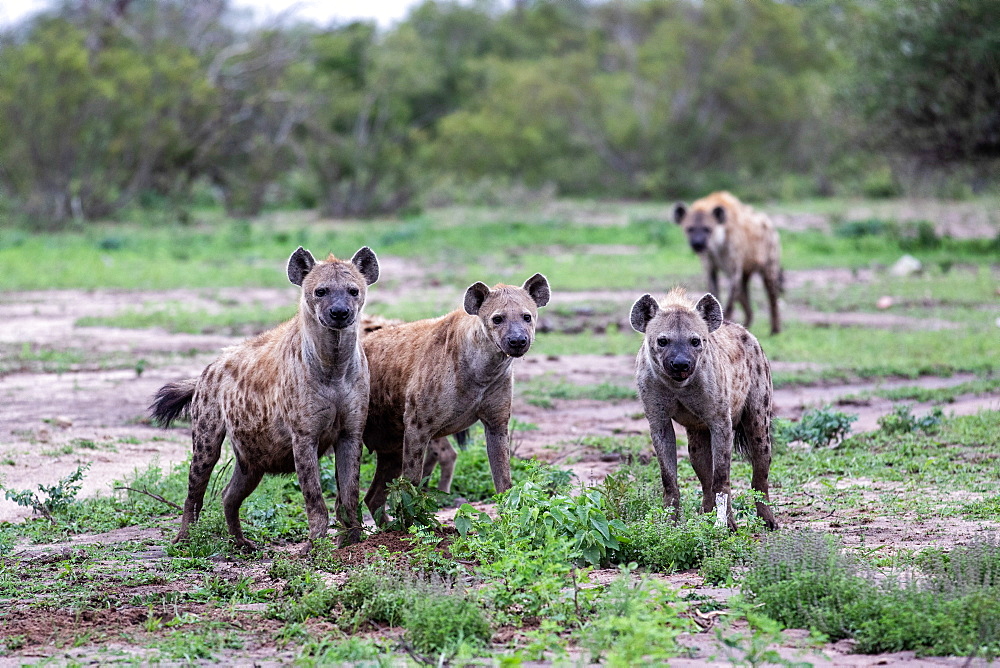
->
502, 327, 532, 357
323, 299, 356, 329
688, 236, 708, 253
665, 353, 695, 380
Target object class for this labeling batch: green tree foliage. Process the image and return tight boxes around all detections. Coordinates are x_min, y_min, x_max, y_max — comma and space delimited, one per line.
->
855, 0, 1000, 164
0, 0, 995, 226
0, 10, 212, 225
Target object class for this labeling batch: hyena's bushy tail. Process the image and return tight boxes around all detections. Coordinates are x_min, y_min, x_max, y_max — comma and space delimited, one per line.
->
150, 379, 197, 427
454, 429, 471, 450
734, 422, 752, 459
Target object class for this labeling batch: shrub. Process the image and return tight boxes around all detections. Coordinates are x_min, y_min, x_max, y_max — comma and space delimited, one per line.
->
380, 478, 443, 531
742, 530, 870, 640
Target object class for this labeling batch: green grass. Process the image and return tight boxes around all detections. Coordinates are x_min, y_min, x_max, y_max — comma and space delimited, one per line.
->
761, 323, 999, 381
0, 343, 145, 375
839, 375, 1000, 404
2, 202, 996, 292
768, 410, 1000, 520
77, 301, 296, 336
520, 377, 637, 408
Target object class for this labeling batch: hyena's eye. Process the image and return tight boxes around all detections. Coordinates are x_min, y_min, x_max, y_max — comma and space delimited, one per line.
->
314, 287, 328, 297
348, 287, 359, 297
492, 315, 504, 325
690, 338, 701, 347
522, 314, 531, 323
656, 336, 669, 347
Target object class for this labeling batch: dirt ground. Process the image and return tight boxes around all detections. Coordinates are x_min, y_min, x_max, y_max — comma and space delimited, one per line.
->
2, 261, 999, 665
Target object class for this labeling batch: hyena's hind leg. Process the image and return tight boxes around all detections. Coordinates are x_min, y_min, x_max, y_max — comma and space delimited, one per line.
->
222, 458, 265, 551
364, 449, 402, 525
175, 405, 226, 543
421, 438, 458, 493
740, 393, 778, 531
762, 267, 782, 335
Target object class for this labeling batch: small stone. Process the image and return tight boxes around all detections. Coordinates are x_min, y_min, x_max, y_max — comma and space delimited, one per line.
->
876, 296, 893, 310
889, 254, 922, 277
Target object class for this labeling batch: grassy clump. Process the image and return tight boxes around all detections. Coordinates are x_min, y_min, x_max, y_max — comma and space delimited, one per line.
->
743, 530, 1000, 657
268, 562, 490, 656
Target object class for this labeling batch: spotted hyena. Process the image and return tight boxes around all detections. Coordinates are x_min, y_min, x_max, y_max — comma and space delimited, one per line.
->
630, 287, 778, 531
674, 191, 783, 334
360, 314, 466, 494
361, 275, 550, 521
150, 246, 379, 552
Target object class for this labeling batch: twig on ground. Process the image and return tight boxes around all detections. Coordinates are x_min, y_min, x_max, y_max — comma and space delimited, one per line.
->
114, 486, 182, 511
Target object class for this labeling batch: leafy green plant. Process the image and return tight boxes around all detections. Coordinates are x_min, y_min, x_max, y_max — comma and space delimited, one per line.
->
380, 478, 444, 531
455, 480, 626, 567
877, 405, 944, 435
779, 406, 858, 448
2, 464, 90, 520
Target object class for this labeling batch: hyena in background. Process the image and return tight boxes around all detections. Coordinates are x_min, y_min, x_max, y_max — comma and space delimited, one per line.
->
674, 191, 783, 334
630, 287, 778, 531
362, 275, 550, 521
150, 246, 379, 552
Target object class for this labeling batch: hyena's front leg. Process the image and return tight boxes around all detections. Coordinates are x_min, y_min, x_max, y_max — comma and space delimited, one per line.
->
708, 415, 737, 532
481, 409, 513, 495
645, 403, 681, 521
333, 431, 364, 547
292, 436, 329, 553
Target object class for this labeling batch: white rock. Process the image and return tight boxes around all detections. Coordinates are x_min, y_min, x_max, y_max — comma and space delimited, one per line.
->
889, 254, 922, 277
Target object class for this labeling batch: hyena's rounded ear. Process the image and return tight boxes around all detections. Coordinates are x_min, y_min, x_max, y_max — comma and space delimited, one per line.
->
696, 293, 723, 332
351, 246, 380, 285
712, 206, 726, 224
630, 294, 659, 333
672, 202, 687, 224
522, 273, 550, 308
287, 246, 316, 286
464, 282, 491, 315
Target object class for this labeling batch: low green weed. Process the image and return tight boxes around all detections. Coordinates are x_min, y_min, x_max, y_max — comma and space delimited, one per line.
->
778, 406, 857, 448
744, 531, 1000, 657
269, 562, 490, 657
576, 566, 691, 665
877, 405, 944, 435
2, 464, 90, 520
599, 463, 762, 574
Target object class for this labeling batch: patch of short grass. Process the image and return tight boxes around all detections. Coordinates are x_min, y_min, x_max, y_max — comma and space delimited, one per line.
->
77, 302, 295, 336
0, 343, 142, 375
770, 410, 1000, 519
839, 375, 1000, 405
520, 376, 637, 408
